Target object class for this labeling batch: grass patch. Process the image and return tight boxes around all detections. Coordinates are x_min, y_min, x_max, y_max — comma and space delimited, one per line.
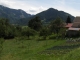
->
0, 37, 80, 60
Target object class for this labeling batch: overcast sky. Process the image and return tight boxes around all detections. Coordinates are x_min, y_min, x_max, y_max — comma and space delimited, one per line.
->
0, 0, 80, 16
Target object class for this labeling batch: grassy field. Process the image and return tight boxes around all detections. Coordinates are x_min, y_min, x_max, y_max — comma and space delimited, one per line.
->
0, 37, 80, 60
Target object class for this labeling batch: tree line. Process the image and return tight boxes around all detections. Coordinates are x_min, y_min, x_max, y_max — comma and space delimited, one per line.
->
0, 16, 72, 39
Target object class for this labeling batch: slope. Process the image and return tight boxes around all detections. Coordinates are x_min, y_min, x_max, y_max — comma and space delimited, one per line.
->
36, 8, 75, 24
0, 5, 32, 24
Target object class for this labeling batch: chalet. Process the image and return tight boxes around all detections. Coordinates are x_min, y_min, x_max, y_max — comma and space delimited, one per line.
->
66, 16, 80, 37
72, 17, 80, 28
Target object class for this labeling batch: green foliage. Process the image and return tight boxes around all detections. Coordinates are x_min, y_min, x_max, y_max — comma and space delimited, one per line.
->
0, 18, 9, 37
49, 34, 58, 39
50, 17, 64, 34
39, 27, 50, 39
0, 18, 16, 39
4, 26, 15, 39
22, 27, 36, 39
28, 16, 42, 31
58, 28, 67, 38
66, 16, 72, 24
15, 25, 22, 37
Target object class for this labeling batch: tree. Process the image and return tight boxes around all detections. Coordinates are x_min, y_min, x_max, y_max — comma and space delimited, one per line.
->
58, 28, 66, 38
28, 16, 42, 31
39, 27, 50, 39
0, 18, 8, 38
4, 26, 15, 39
50, 17, 64, 34
66, 16, 72, 24
15, 25, 22, 37
22, 27, 36, 39
0, 18, 16, 39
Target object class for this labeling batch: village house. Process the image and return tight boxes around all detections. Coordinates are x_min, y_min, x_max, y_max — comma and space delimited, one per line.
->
66, 16, 80, 37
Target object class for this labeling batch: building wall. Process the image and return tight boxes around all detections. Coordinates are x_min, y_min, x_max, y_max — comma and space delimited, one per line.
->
66, 30, 79, 37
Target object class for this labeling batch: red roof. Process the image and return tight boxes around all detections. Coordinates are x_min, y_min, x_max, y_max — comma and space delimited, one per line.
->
65, 23, 73, 28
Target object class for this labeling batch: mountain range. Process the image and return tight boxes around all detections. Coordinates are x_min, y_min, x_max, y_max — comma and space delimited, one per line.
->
0, 5, 31, 24
35, 8, 74, 24
0, 5, 75, 25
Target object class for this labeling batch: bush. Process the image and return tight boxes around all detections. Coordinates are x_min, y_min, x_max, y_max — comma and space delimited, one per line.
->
49, 34, 58, 39
21, 27, 36, 39
39, 28, 50, 39
0, 18, 16, 39
4, 26, 15, 39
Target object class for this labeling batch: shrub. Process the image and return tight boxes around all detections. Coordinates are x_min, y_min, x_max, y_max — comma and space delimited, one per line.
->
21, 27, 36, 39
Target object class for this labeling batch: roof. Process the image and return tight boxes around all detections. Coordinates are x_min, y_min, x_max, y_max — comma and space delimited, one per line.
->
68, 28, 80, 31
72, 17, 80, 28
65, 23, 73, 28
66, 16, 80, 31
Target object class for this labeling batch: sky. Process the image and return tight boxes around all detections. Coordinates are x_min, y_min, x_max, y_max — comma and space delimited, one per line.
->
0, 0, 80, 16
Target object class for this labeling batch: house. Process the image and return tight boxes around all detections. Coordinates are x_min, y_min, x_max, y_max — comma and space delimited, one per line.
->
66, 17, 80, 37
66, 28, 80, 37
72, 17, 80, 28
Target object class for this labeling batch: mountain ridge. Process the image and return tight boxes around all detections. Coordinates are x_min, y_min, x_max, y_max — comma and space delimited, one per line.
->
35, 8, 74, 23
0, 5, 75, 25
16, 8, 75, 25
0, 5, 32, 24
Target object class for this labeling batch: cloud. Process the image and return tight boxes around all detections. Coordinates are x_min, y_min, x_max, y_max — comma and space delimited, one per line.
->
27, 6, 47, 14
0, 0, 80, 16
0, 0, 9, 7
0, 0, 47, 14
50, 0, 80, 16
29, 10, 36, 13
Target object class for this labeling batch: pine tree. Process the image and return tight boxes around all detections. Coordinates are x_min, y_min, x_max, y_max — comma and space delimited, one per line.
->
66, 16, 71, 24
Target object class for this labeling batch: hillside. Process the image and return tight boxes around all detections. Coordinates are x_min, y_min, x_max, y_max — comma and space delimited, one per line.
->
0, 5, 75, 25
0, 5, 32, 24
36, 8, 75, 24
18, 8, 75, 25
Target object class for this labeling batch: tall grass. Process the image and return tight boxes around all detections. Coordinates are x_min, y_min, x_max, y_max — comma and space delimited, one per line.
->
0, 37, 80, 60
61, 48, 80, 60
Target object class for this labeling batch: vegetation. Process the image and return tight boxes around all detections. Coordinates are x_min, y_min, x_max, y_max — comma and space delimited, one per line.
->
0, 37, 80, 60
21, 27, 36, 39
61, 48, 80, 60
39, 27, 50, 39
50, 17, 64, 34
0, 18, 15, 39
66, 16, 72, 24
28, 16, 42, 31
0, 16, 79, 60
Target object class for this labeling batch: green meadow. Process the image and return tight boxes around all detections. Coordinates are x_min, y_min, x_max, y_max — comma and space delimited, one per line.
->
0, 37, 80, 60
